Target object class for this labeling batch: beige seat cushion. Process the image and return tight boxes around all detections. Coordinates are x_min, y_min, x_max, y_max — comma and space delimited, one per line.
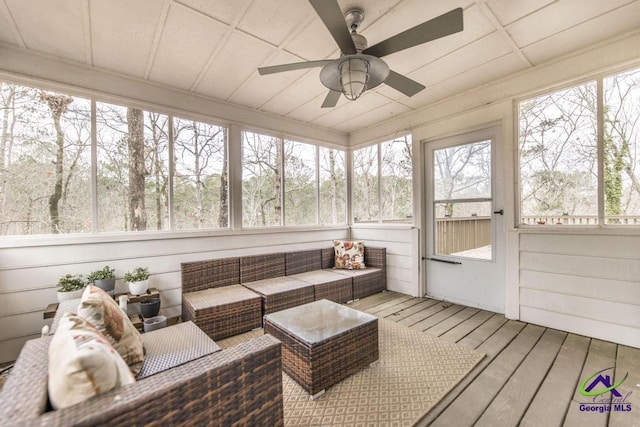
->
48, 312, 135, 409
77, 285, 144, 375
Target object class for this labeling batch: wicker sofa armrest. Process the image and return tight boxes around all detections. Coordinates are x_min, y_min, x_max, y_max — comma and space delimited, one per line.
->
363, 246, 386, 270
0, 334, 283, 426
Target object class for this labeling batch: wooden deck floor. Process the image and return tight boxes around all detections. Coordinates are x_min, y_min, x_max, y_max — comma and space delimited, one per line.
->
351, 291, 639, 427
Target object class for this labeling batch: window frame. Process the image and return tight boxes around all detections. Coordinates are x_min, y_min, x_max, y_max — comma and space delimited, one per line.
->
351, 134, 414, 225
515, 64, 640, 229
0, 77, 348, 242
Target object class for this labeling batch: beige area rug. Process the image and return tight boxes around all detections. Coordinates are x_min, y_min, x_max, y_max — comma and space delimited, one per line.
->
218, 318, 484, 426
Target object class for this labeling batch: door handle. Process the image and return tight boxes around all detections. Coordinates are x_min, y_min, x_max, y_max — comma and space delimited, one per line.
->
493, 209, 504, 215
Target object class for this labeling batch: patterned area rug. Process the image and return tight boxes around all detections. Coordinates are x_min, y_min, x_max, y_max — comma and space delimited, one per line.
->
218, 318, 484, 426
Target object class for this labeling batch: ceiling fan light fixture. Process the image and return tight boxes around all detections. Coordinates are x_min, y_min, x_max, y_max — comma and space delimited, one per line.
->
340, 57, 368, 100
320, 54, 389, 102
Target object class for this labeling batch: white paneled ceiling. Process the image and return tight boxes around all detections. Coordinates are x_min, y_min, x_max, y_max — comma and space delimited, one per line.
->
0, 0, 638, 134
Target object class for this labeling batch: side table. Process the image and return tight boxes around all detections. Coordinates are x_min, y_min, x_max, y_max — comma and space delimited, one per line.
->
43, 288, 181, 331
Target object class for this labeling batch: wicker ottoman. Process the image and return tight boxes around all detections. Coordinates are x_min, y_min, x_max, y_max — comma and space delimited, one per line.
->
263, 299, 378, 398
182, 285, 262, 340
243, 276, 314, 315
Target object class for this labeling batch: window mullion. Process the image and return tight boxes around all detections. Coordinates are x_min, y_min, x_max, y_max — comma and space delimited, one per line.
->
378, 143, 382, 223
167, 116, 175, 231
597, 77, 605, 226
90, 99, 98, 233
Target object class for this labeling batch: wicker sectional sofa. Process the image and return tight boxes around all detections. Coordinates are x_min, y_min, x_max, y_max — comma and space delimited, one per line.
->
0, 332, 284, 426
182, 246, 387, 341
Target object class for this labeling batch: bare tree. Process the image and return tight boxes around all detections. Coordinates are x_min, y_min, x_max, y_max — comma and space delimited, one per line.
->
41, 92, 73, 233
127, 107, 147, 231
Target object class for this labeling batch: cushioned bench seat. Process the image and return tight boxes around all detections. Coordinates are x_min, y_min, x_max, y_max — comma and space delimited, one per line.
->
291, 270, 353, 303
331, 268, 385, 300
182, 284, 262, 340
243, 276, 314, 315
138, 320, 221, 378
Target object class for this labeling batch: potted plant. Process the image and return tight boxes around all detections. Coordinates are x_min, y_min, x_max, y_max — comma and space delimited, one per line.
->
124, 267, 150, 296
87, 265, 116, 296
57, 274, 87, 302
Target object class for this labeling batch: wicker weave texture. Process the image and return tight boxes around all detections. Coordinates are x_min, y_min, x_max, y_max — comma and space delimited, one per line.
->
285, 250, 322, 275
182, 287, 262, 340
321, 247, 335, 269
240, 253, 286, 283
181, 257, 240, 293
264, 317, 378, 396
243, 277, 315, 315
314, 277, 353, 303
0, 334, 284, 426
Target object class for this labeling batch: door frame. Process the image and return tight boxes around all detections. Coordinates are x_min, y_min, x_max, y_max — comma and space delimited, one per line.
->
420, 125, 506, 313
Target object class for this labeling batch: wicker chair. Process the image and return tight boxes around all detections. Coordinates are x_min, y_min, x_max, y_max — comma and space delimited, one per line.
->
0, 333, 284, 426
181, 257, 262, 340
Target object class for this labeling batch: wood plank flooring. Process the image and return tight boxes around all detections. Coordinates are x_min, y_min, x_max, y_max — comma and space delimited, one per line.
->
352, 291, 640, 427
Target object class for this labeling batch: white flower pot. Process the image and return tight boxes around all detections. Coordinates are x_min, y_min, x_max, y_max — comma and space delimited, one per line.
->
57, 288, 84, 302
128, 279, 149, 296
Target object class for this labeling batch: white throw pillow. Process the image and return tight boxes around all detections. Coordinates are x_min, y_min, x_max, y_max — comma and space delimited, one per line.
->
48, 312, 135, 409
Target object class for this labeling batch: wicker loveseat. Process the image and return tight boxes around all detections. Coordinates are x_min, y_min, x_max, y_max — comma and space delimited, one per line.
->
0, 332, 284, 426
182, 246, 386, 341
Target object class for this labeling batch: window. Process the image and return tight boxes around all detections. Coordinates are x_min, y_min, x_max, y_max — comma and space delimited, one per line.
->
242, 131, 281, 227
353, 135, 413, 223
319, 147, 346, 224
604, 68, 640, 224
1, 78, 346, 236
0, 82, 91, 235
173, 117, 228, 229
519, 66, 640, 226
284, 140, 317, 226
242, 130, 346, 227
96, 102, 169, 232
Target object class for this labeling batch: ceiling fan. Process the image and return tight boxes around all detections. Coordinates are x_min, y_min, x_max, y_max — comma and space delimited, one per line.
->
258, 0, 463, 108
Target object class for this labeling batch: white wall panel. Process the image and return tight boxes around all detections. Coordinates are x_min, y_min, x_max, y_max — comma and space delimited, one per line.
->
351, 226, 420, 297
519, 232, 640, 348
520, 270, 640, 305
520, 288, 640, 329
520, 306, 640, 349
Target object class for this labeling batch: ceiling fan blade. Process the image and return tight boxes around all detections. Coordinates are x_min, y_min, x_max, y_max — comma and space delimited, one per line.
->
321, 90, 341, 108
258, 60, 333, 75
309, 0, 357, 55
363, 8, 463, 58
384, 71, 425, 97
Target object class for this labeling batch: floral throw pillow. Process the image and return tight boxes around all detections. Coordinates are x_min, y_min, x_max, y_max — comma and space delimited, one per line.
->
77, 285, 144, 375
48, 312, 135, 409
333, 240, 366, 270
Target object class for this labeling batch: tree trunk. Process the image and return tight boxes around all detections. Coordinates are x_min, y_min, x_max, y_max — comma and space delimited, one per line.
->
274, 139, 283, 224
329, 149, 338, 223
218, 128, 229, 227
42, 93, 73, 233
1, 84, 16, 233
127, 107, 147, 231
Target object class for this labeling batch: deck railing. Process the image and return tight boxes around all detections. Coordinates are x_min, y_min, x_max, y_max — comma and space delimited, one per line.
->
520, 215, 640, 225
436, 217, 491, 255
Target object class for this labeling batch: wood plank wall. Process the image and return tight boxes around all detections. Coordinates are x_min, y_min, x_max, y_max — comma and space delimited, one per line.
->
518, 232, 640, 349
351, 226, 420, 297
0, 228, 348, 363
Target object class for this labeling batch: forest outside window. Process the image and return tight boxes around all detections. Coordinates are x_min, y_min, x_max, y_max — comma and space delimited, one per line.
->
1, 80, 231, 236
518, 65, 640, 226
353, 135, 413, 224
241, 130, 346, 228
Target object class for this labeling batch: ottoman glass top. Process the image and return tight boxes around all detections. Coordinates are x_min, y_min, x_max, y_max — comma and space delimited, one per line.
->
264, 299, 377, 344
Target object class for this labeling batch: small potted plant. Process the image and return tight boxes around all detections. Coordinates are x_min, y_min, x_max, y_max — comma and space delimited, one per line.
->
57, 274, 87, 302
87, 265, 116, 296
124, 267, 150, 296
